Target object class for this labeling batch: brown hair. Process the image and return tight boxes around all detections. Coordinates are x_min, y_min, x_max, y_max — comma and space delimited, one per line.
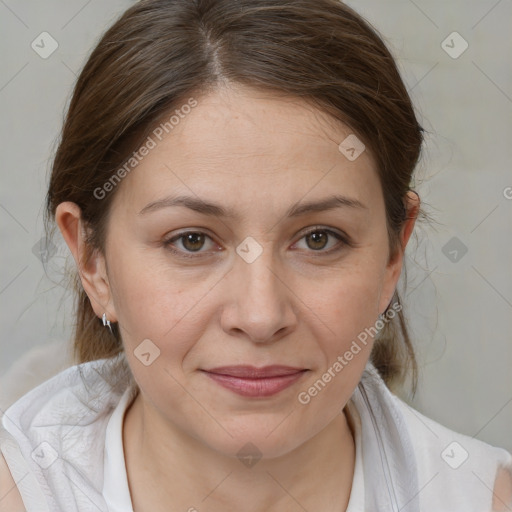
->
45, 0, 430, 394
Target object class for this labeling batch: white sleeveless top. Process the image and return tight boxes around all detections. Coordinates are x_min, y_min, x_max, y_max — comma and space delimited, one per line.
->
1, 353, 511, 511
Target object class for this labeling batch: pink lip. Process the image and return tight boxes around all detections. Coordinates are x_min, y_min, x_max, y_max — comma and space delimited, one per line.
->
201, 365, 308, 397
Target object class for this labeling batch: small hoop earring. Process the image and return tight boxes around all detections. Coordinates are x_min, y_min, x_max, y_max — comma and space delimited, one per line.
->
102, 313, 113, 335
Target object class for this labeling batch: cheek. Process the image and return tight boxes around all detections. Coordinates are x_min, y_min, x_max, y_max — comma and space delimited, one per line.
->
294, 271, 383, 417
107, 247, 216, 360
307, 265, 384, 345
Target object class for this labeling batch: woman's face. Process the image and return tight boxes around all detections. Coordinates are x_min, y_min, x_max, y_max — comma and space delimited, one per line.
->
95, 84, 411, 458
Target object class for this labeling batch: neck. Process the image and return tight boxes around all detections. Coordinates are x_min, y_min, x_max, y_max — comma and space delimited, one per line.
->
123, 391, 356, 512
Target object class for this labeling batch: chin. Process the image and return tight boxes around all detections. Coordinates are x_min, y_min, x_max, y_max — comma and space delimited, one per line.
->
196, 415, 313, 463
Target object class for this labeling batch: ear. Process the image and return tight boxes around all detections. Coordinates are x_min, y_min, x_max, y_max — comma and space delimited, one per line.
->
378, 190, 420, 315
55, 201, 117, 322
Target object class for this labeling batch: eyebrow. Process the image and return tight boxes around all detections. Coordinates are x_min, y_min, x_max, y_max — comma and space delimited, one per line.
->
138, 194, 368, 218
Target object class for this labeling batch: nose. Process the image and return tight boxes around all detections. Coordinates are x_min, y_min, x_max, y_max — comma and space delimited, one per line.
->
220, 246, 297, 344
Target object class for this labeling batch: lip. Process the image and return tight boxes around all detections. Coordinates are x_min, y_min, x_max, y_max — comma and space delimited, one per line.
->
201, 365, 308, 397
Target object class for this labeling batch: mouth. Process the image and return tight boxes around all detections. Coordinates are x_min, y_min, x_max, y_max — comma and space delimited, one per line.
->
200, 365, 309, 398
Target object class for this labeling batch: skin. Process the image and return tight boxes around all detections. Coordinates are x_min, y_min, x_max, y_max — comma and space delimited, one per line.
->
56, 83, 420, 511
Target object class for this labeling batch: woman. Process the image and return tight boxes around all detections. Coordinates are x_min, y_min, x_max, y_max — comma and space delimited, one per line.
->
1, 0, 511, 510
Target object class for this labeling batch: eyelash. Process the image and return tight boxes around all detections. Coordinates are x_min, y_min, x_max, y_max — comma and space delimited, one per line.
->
162, 227, 351, 259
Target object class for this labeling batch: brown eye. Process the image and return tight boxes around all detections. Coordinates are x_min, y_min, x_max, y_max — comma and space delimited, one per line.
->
305, 230, 329, 250
181, 232, 206, 252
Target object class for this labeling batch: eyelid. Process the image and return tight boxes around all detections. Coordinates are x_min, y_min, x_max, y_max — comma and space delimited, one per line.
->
297, 225, 350, 242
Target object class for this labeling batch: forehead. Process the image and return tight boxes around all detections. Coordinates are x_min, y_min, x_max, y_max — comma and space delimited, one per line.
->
112, 85, 382, 219
161, 84, 369, 165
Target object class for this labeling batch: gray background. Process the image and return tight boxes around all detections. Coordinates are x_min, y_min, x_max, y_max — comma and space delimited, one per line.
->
1, 0, 511, 452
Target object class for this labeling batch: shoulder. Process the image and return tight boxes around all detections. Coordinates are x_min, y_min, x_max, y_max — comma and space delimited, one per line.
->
0, 355, 132, 511
360, 364, 512, 508
392, 392, 512, 506
0, 451, 25, 511
394, 393, 511, 461
393, 391, 512, 463
493, 465, 512, 511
